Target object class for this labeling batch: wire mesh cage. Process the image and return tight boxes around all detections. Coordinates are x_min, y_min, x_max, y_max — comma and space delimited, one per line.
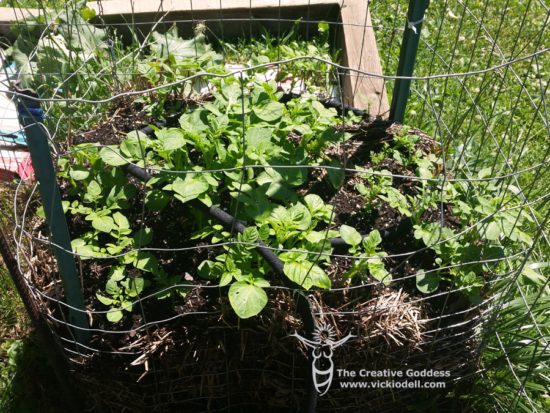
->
0, 0, 549, 412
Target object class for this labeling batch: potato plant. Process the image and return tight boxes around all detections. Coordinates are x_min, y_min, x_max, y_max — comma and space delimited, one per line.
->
54, 78, 541, 322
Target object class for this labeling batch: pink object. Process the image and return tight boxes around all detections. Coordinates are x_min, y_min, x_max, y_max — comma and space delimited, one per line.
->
0, 149, 35, 182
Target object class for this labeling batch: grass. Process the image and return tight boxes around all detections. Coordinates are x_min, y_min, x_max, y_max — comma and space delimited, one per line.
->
371, 0, 550, 196
0, 265, 68, 413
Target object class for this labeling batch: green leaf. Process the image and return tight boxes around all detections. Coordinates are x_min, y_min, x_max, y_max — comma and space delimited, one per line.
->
416, 271, 439, 293
120, 140, 138, 159
87, 180, 101, 198
145, 189, 171, 211
100, 146, 128, 166
369, 261, 391, 285
304, 194, 324, 215
36, 206, 45, 219
393, 151, 405, 165
414, 222, 443, 246
112, 212, 130, 230
364, 230, 382, 250
229, 281, 268, 319
340, 225, 362, 247
258, 224, 270, 240
133, 252, 158, 273
108, 266, 126, 281
482, 246, 505, 268
104, 184, 135, 210
288, 204, 312, 231
284, 260, 330, 290
318, 21, 329, 32
519, 266, 547, 286
92, 215, 113, 233
81, 6, 97, 21
478, 167, 492, 179
127, 130, 149, 143
125, 278, 147, 297
197, 260, 223, 280
74, 244, 105, 259
269, 206, 289, 227
221, 82, 241, 108
133, 228, 154, 247
96, 294, 113, 305
246, 127, 272, 147
242, 227, 259, 244
468, 294, 483, 305
203, 102, 222, 116
305, 232, 326, 243
105, 278, 120, 295
211, 114, 229, 132
356, 183, 370, 197
70, 165, 90, 181
219, 271, 235, 287
479, 220, 501, 240
106, 310, 123, 323
172, 177, 209, 203
163, 129, 187, 150
309, 265, 331, 289
327, 159, 344, 188
253, 100, 284, 121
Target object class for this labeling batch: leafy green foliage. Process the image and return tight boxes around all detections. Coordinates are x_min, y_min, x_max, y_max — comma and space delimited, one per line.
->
96, 267, 149, 322
340, 226, 391, 285
355, 167, 392, 211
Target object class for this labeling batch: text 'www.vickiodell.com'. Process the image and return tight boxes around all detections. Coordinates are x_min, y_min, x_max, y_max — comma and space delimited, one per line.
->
340, 380, 446, 389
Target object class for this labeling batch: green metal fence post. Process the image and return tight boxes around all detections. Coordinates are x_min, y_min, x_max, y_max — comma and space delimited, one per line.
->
389, 0, 429, 123
15, 85, 90, 348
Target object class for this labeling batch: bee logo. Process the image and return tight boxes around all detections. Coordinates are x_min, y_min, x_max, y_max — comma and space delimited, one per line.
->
291, 320, 355, 396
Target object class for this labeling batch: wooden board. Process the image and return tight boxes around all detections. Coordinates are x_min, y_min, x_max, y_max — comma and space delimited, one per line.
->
0, 7, 35, 35
339, 0, 389, 118
88, 0, 341, 43
87, 0, 340, 15
0, 1, 341, 37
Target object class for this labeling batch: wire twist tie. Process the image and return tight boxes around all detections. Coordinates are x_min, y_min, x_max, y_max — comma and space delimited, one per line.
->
407, 14, 426, 34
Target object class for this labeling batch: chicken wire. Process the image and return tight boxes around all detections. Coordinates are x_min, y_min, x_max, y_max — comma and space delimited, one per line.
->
0, 0, 549, 412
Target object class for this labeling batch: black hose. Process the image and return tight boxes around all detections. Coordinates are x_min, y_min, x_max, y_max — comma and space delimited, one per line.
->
279, 93, 367, 118
328, 218, 413, 247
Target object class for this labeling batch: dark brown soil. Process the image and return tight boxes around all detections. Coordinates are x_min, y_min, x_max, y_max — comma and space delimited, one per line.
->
72, 104, 154, 147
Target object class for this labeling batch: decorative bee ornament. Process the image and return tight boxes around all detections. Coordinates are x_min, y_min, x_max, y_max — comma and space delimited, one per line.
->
291, 319, 355, 396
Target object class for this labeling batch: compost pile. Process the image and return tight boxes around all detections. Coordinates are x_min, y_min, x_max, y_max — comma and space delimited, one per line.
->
25, 90, 491, 412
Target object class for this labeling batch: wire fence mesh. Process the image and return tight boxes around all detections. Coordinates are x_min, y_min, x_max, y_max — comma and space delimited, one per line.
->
0, 0, 549, 412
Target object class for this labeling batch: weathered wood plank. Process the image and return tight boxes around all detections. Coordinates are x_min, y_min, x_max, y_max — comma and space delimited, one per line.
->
88, 0, 341, 43
87, 0, 340, 15
339, 0, 389, 118
0, 7, 37, 35
0, 1, 341, 37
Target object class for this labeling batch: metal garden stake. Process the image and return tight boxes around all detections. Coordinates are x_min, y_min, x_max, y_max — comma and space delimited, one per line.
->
15, 83, 90, 347
389, 0, 429, 123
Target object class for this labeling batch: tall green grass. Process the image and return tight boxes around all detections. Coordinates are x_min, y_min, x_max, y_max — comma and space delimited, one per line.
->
371, 1, 550, 195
